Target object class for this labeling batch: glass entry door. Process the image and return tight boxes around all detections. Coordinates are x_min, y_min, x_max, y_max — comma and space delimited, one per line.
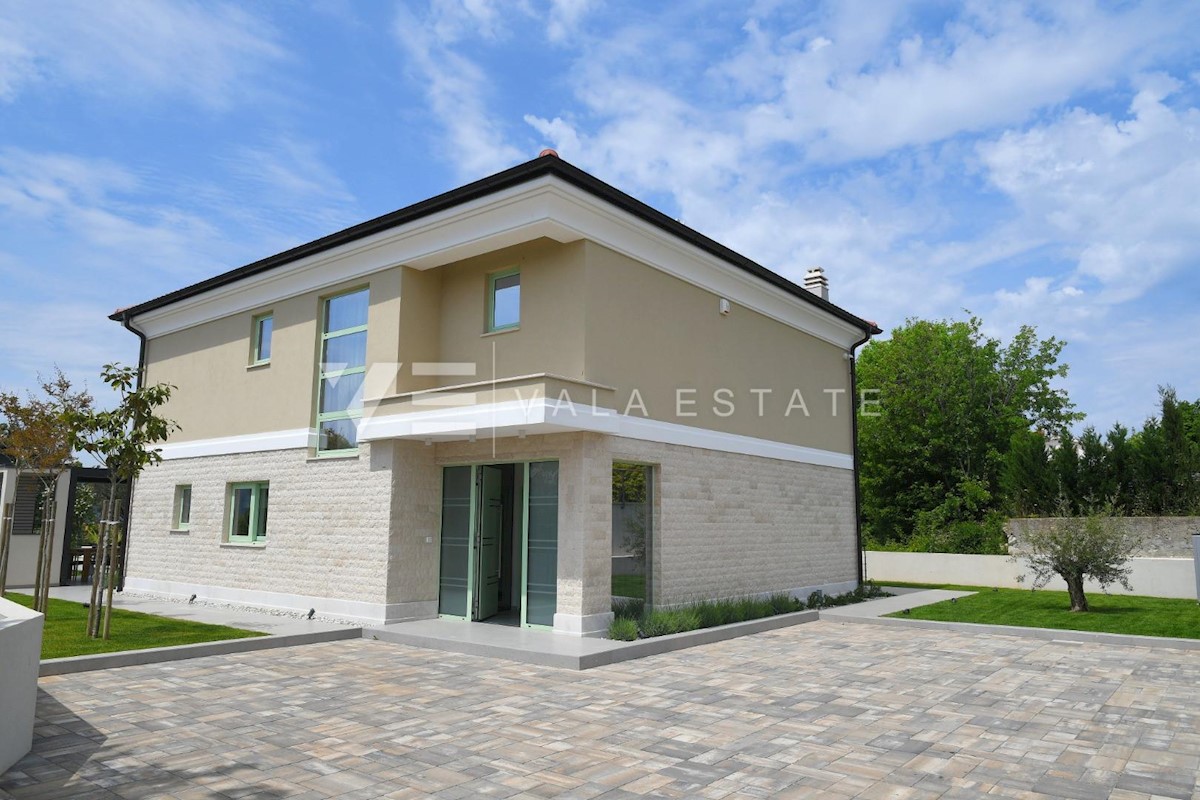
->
475, 465, 503, 621
437, 461, 559, 628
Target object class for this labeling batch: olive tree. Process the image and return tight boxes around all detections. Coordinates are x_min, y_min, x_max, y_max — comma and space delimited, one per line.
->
1011, 500, 1144, 612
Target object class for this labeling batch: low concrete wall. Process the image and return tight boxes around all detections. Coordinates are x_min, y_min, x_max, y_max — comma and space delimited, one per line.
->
0, 596, 44, 775
865, 551, 1198, 599
1008, 516, 1200, 558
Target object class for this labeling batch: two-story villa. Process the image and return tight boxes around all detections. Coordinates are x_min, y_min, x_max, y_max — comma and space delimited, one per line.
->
112, 152, 880, 636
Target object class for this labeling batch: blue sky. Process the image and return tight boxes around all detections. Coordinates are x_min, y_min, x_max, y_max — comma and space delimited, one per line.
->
1, 0, 1198, 434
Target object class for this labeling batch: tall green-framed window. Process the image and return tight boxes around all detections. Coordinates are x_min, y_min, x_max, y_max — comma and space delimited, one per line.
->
227, 482, 268, 543
438, 466, 474, 617
252, 313, 273, 364
523, 461, 558, 627
487, 268, 520, 331
317, 288, 368, 453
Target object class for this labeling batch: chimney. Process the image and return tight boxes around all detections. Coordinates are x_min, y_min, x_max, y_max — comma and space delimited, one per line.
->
804, 267, 829, 301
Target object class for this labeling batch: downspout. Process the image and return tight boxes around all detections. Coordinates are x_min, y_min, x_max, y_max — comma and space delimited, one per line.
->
848, 328, 873, 586
116, 311, 148, 591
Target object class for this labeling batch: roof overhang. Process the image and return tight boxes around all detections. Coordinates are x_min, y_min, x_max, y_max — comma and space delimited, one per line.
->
115, 156, 881, 347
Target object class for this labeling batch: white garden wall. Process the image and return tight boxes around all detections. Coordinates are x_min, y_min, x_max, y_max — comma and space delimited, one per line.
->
865, 551, 1198, 599
0, 596, 43, 774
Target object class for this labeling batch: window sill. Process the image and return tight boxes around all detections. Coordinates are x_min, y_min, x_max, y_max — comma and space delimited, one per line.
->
481, 326, 519, 338
308, 450, 360, 462
168, 528, 190, 535
220, 541, 266, 549
246, 361, 271, 371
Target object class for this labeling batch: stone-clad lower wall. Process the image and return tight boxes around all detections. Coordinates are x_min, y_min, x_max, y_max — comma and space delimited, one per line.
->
125, 432, 860, 624
609, 437, 859, 607
126, 443, 396, 606
1007, 517, 1200, 558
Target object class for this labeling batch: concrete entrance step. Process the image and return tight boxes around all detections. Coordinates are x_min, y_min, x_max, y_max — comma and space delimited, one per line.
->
365, 609, 820, 670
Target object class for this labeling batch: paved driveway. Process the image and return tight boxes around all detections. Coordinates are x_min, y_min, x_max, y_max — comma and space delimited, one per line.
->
3, 620, 1198, 799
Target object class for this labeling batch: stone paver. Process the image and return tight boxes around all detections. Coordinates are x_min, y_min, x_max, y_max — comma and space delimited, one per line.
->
3, 620, 1199, 799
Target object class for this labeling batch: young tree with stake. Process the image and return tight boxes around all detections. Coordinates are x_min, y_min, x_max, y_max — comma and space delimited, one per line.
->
73, 364, 177, 639
0, 370, 92, 608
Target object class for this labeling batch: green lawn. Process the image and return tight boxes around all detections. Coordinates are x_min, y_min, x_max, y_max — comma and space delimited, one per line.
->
885, 583, 1200, 639
5, 592, 265, 659
612, 574, 646, 600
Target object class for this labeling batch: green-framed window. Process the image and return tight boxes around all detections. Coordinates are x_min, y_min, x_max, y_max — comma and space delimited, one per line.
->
173, 484, 192, 530
227, 482, 268, 543
316, 288, 368, 453
252, 313, 273, 364
487, 268, 520, 332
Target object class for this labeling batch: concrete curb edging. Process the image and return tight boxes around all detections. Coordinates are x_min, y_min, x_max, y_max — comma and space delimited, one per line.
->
39, 627, 363, 676
581, 609, 821, 669
827, 613, 1200, 651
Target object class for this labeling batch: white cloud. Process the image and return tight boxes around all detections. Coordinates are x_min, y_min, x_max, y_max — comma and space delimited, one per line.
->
0, 142, 361, 411
0, 148, 228, 285
0, 0, 284, 108
0, 299, 136, 392
394, 3, 524, 179
219, 136, 360, 235
546, 0, 594, 43
979, 74, 1200, 305
748, 3, 1179, 162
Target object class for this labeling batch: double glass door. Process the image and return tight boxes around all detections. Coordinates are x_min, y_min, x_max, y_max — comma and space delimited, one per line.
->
437, 461, 559, 628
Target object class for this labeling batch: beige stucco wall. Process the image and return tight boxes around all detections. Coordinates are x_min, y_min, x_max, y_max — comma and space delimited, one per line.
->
582, 241, 855, 454
143, 239, 593, 445
146, 270, 403, 443
435, 238, 586, 381
140, 234, 857, 456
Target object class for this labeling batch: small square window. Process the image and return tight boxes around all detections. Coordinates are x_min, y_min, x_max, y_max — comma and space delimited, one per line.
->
173, 485, 192, 530
488, 269, 520, 331
227, 482, 269, 543
252, 313, 273, 364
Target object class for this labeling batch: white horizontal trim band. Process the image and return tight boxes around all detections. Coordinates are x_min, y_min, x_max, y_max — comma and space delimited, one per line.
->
157, 428, 314, 460
358, 399, 854, 469
157, 403, 853, 469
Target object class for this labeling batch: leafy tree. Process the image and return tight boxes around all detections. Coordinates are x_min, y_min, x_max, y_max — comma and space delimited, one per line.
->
1156, 387, 1200, 513
1104, 423, 1137, 513
1076, 426, 1109, 505
1000, 430, 1056, 517
0, 369, 92, 606
1050, 431, 1081, 514
857, 316, 1080, 547
1012, 499, 1144, 612
73, 364, 177, 639
1128, 387, 1200, 515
